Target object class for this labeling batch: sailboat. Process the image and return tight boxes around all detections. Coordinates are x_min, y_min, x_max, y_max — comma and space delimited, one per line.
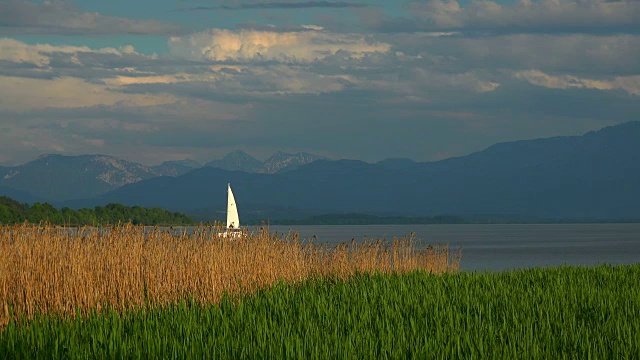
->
221, 183, 243, 238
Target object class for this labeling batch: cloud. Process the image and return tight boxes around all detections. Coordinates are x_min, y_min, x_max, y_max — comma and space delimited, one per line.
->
0, 37, 361, 102
0, 0, 184, 35
1, 24, 639, 165
383, 33, 640, 76
0, 74, 179, 111
0, 37, 170, 84
0, 94, 255, 165
168, 28, 390, 63
3, 32, 636, 108
346, 68, 500, 104
0, 37, 130, 67
0, 40, 178, 110
514, 70, 640, 95
174, 1, 368, 11
367, 0, 640, 34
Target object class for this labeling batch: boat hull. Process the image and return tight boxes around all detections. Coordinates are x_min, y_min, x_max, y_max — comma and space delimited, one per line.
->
219, 228, 245, 239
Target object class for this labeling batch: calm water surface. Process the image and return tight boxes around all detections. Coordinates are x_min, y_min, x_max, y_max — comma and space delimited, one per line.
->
267, 224, 640, 271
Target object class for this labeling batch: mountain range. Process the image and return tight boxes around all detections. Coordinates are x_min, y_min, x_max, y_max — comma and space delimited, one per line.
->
0, 155, 205, 202
0, 151, 326, 203
1, 121, 639, 220
204, 150, 327, 173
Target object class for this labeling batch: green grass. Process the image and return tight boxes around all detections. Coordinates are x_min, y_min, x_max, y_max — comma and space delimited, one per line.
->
2, 265, 639, 359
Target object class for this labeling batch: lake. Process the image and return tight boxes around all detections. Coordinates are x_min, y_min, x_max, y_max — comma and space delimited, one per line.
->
266, 224, 640, 272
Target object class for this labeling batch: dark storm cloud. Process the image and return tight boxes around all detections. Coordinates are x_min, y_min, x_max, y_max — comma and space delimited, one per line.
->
0, 0, 185, 35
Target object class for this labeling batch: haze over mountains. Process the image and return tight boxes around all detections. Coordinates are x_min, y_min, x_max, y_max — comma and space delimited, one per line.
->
0, 151, 326, 203
0, 155, 206, 202
1, 122, 639, 220
204, 150, 327, 174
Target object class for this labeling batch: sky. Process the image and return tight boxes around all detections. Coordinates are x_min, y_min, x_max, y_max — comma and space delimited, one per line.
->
0, 0, 639, 166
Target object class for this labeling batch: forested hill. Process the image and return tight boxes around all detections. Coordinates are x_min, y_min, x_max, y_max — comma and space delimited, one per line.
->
0, 196, 196, 226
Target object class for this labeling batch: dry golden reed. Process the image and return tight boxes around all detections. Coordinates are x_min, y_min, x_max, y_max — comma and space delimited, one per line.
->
0, 223, 459, 326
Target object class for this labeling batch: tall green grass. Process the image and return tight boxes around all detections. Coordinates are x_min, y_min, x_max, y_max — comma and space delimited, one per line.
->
2, 265, 639, 359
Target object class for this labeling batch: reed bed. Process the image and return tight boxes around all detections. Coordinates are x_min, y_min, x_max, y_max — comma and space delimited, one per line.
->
2, 265, 638, 358
0, 223, 458, 326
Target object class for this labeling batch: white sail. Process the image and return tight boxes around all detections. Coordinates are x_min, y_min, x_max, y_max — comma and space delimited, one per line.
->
226, 183, 240, 229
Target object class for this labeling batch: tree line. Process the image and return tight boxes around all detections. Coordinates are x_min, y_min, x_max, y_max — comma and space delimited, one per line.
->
0, 196, 196, 226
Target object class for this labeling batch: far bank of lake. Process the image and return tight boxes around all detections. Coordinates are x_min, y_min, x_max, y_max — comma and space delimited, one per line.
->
266, 223, 640, 272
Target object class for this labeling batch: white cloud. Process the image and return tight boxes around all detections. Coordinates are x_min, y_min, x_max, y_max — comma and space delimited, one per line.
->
218, 65, 355, 95
514, 70, 640, 95
0, 37, 130, 67
0, 75, 179, 111
2, 28, 638, 166
168, 28, 390, 63
0, 39, 181, 111
352, 68, 500, 103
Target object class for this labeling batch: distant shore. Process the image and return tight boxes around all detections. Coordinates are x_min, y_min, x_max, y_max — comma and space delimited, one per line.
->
240, 213, 640, 226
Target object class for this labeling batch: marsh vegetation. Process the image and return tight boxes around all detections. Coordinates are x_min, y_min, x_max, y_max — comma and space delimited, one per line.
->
0, 223, 456, 327
2, 224, 636, 358
1, 265, 638, 358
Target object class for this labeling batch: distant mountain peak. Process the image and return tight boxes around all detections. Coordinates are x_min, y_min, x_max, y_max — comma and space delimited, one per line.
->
224, 149, 253, 158
36, 154, 60, 159
205, 150, 263, 173
204, 150, 327, 174
0, 153, 159, 202
263, 151, 327, 173
35, 153, 118, 164
151, 159, 201, 177
33, 154, 63, 164
222, 150, 262, 164
95, 121, 640, 220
